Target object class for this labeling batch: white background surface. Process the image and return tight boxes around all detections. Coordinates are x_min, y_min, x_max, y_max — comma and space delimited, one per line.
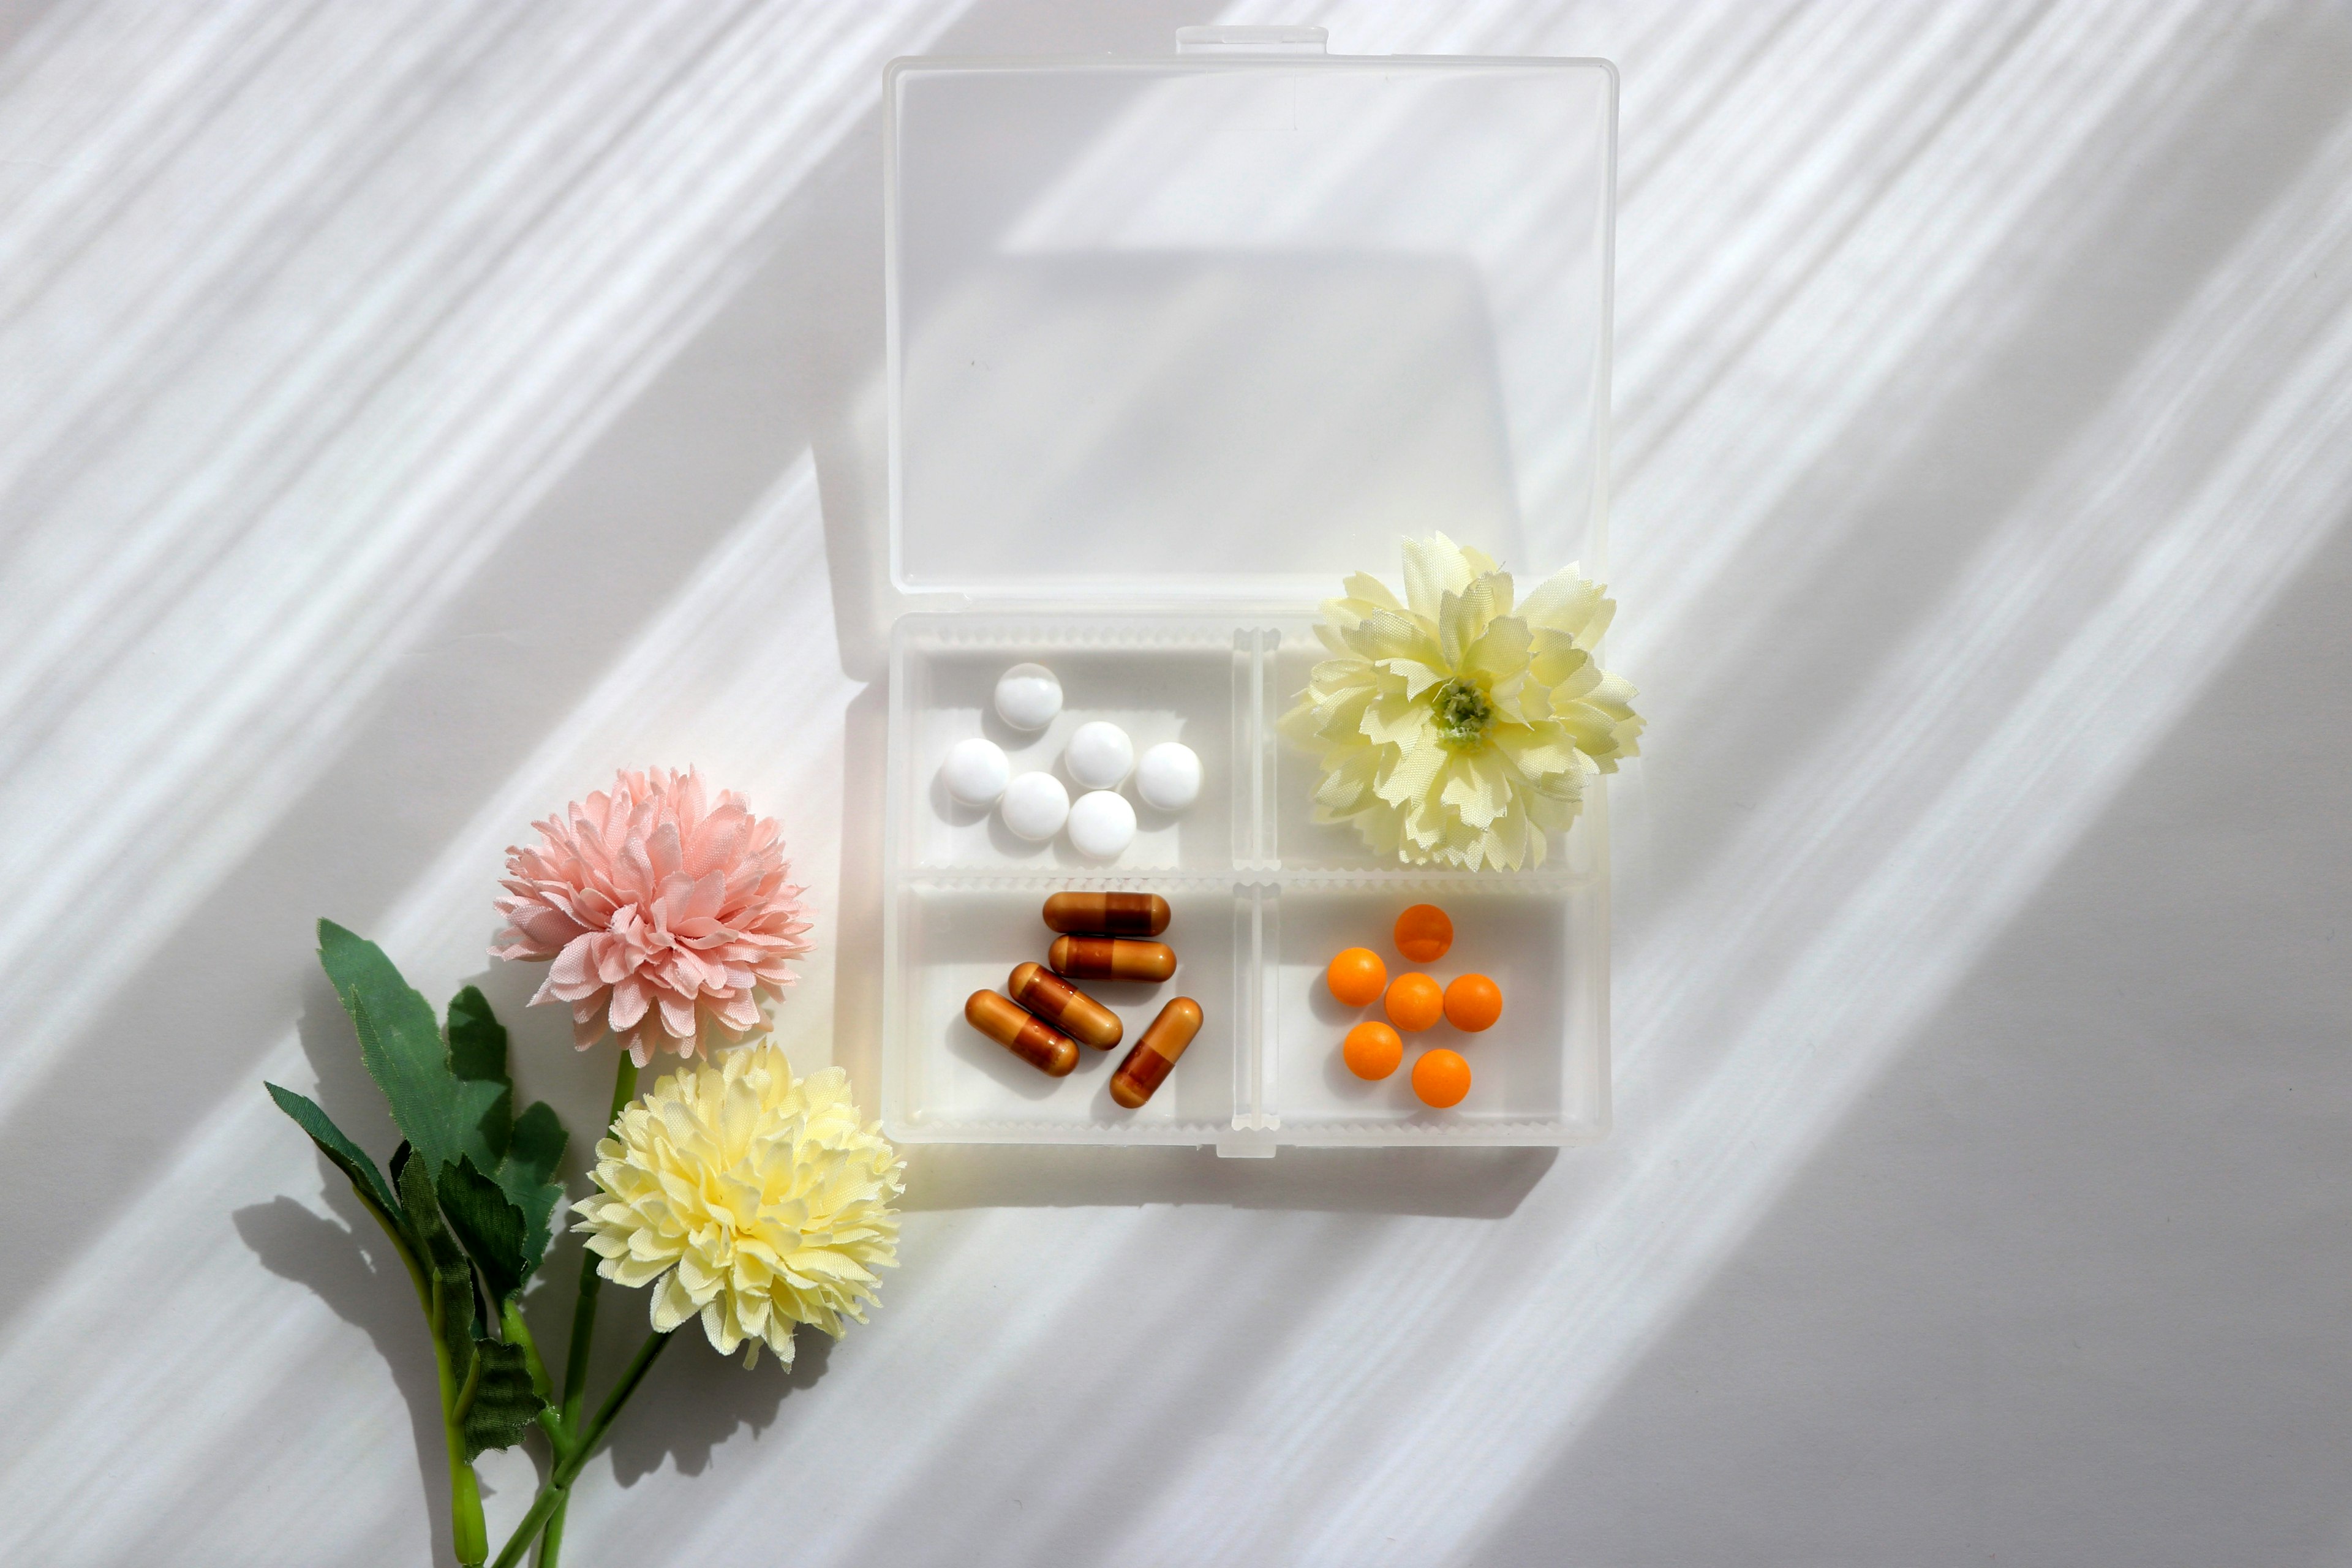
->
4, 2, 2351, 1564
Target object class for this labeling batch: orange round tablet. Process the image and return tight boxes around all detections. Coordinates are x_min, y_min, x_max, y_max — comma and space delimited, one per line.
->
1341, 1020, 1404, 1080
1325, 947, 1387, 1008
1384, 971, 1444, 1032
1443, 973, 1503, 1033
1393, 903, 1453, 964
1412, 1048, 1472, 1108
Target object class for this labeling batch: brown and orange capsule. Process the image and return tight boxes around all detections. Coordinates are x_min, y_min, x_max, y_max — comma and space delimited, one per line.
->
1047, 935, 1177, 983
1042, 891, 1171, 937
1109, 997, 1204, 1109
963, 990, 1079, 1077
1008, 961, 1123, 1049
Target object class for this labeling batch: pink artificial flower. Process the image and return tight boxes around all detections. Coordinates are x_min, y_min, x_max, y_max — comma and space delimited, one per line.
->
494, 768, 813, 1066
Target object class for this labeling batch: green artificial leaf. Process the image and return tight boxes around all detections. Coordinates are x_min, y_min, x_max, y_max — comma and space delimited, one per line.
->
443, 985, 514, 1153
459, 1339, 547, 1460
390, 1147, 549, 1458
445, 986, 569, 1291
317, 927, 573, 1302
435, 1156, 529, 1306
396, 1146, 479, 1379
265, 1082, 400, 1221
503, 1098, 568, 1282
318, 922, 507, 1180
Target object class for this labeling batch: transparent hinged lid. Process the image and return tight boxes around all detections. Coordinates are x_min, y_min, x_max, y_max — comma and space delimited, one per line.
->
886, 28, 1617, 604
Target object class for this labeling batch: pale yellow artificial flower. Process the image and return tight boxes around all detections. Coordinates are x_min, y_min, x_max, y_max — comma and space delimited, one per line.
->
1278, 533, 1642, 870
575, 1043, 902, 1367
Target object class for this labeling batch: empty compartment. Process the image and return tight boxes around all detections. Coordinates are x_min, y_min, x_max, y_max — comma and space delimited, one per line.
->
883, 878, 1240, 1142
1267, 878, 1606, 1142
892, 616, 1244, 873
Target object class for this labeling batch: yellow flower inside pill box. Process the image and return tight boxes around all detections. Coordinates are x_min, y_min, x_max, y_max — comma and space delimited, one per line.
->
1279, 532, 1642, 871
575, 1042, 903, 1367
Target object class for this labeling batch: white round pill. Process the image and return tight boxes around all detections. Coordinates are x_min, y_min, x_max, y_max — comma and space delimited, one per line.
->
1067, 790, 1137, 859
999, 772, 1069, 842
1064, 720, 1134, 790
993, 663, 1062, 731
1134, 741, 1203, 812
941, 736, 1009, 807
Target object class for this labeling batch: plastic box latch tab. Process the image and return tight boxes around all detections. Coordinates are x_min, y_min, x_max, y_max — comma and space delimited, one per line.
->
1218, 1116, 1281, 1159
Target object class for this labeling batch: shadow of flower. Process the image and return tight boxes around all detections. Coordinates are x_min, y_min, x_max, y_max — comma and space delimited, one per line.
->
603, 1325, 833, 1484
233, 1191, 452, 1548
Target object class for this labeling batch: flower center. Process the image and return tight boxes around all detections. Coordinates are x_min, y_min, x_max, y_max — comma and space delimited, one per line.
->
1429, 677, 1495, 750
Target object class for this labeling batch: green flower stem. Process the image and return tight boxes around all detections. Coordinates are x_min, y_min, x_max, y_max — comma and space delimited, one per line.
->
537, 1054, 639, 1567
448, 1445, 489, 1568
451, 1345, 485, 1423
559, 1056, 641, 1422
534, 1494, 568, 1568
500, 1302, 552, 1399
356, 1173, 487, 1564
500, 1300, 568, 1450
428, 1273, 491, 1566
488, 1330, 674, 1568
356, 1189, 431, 1309
534, 1493, 568, 1568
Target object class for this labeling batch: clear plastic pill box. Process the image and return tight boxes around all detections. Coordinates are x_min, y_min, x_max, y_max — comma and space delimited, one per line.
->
879, 28, 1618, 1155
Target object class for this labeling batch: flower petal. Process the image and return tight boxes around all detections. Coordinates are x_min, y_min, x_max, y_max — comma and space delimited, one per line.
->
1461, 614, 1532, 686
571, 1044, 902, 1368
495, 767, 813, 1066
1400, 532, 1474, 619
1274, 538, 1638, 870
